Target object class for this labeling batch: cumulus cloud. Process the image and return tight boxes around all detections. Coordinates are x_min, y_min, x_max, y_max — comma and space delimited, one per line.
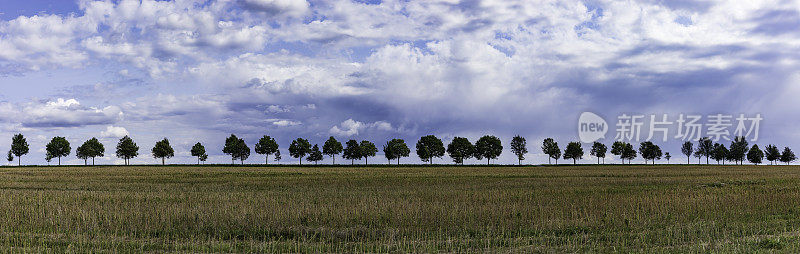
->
329, 119, 394, 137
0, 98, 123, 128
271, 119, 302, 127
101, 125, 130, 138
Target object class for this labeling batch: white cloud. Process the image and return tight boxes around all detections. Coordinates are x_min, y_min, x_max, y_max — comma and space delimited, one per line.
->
272, 119, 301, 127
329, 119, 394, 137
100, 125, 129, 138
0, 98, 123, 128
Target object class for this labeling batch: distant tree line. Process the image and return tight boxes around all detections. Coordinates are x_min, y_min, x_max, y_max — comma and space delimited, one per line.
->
3, 133, 797, 166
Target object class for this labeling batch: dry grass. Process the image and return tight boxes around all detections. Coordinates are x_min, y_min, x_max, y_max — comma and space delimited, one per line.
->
0, 165, 799, 252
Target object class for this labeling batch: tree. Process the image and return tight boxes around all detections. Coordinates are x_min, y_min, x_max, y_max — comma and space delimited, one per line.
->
236, 140, 251, 165
681, 141, 693, 164
747, 144, 764, 165
6, 151, 12, 165
223, 134, 240, 164
542, 138, 561, 164
359, 140, 377, 165
611, 141, 627, 164
622, 143, 637, 163
696, 137, 713, 164
638, 141, 662, 164
83, 138, 104, 166
223, 134, 250, 164
780, 147, 796, 165
151, 138, 175, 165
590, 142, 607, 164
115, 136, 139, 165
76, 143, 89, 165
343, 140, 361, 165
306, 144, 323, 164
475, 135, 503, 165
289, 138, 312, 165
711, 143, 728, 165
765, 144, 780, 165
323, 136, 343, 164
10, 134, 29, 166
510, 135, 528, 165
383, 139, 410, 165
416, 135, 445, 164
446, 137, 473, 164
45, 136, 71, 166
254, 135, 279, 164
274, 150, 281, 162
191, 143, 207, 165
563, 142, 584, 164
728, 136, 749, 165
664, 152, 671, 163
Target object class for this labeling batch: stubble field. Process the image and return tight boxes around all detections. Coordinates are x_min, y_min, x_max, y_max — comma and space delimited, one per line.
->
0, 164, 799, 252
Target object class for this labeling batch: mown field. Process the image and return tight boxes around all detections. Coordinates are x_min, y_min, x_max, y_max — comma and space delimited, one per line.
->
0, 165, 799, 252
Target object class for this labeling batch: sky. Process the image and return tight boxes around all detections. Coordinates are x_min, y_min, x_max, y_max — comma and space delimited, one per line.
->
0, 0, 799, 165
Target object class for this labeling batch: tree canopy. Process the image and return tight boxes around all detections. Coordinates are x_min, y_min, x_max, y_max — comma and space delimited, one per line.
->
45, 136, 71, 166
10, 133, 29, 166
360, 140, 377, 165
342, 139, 361, 164
416, 135, 445, 164
475, 135, 502, 165
681, 141, 693, 164
254, 135, 279, 164
747, 144, 764, 164
383, 139, 410, 165
728, 136, 749, 165
191, 142, 207, 165
563, 141, 584, 164
638, 141, 662, 164
780, 147, 796, 165
446, 137, 473, 164
222, 134, 249, 164
765, 144, 781, 165
288, 138, 311, 165
695, 137, 713, 164
510, 135, 528, 165
306, 144, 323, 164
590, 142, 607, 164
323, 136, 343, 164
116, 136, 139, 165
151, 138, 175, 165
541, 138, 561, 164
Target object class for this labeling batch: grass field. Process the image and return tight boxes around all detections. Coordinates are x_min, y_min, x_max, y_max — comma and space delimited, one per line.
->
0, 165, 799, 252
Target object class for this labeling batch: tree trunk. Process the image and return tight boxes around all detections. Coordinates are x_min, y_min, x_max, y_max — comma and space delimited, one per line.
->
162, 157, 165, 165
487, 158, 490, 165
333, 155, 336, 165
365, 157, 368, 165
266, 155, 269, 165
58, 156, 61, 166
92, 157, 95, 166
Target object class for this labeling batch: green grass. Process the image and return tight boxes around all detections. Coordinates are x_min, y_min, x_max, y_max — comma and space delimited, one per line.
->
0, 165, 800, 252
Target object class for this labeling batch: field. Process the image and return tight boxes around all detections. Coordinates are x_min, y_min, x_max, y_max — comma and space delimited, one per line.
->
0, 165, 799, 252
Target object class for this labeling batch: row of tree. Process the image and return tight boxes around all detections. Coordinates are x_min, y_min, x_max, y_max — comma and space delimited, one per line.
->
4, 133, 797, 165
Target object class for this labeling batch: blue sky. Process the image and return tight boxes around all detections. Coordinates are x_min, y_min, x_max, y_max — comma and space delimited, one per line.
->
1, 0, 799, 165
